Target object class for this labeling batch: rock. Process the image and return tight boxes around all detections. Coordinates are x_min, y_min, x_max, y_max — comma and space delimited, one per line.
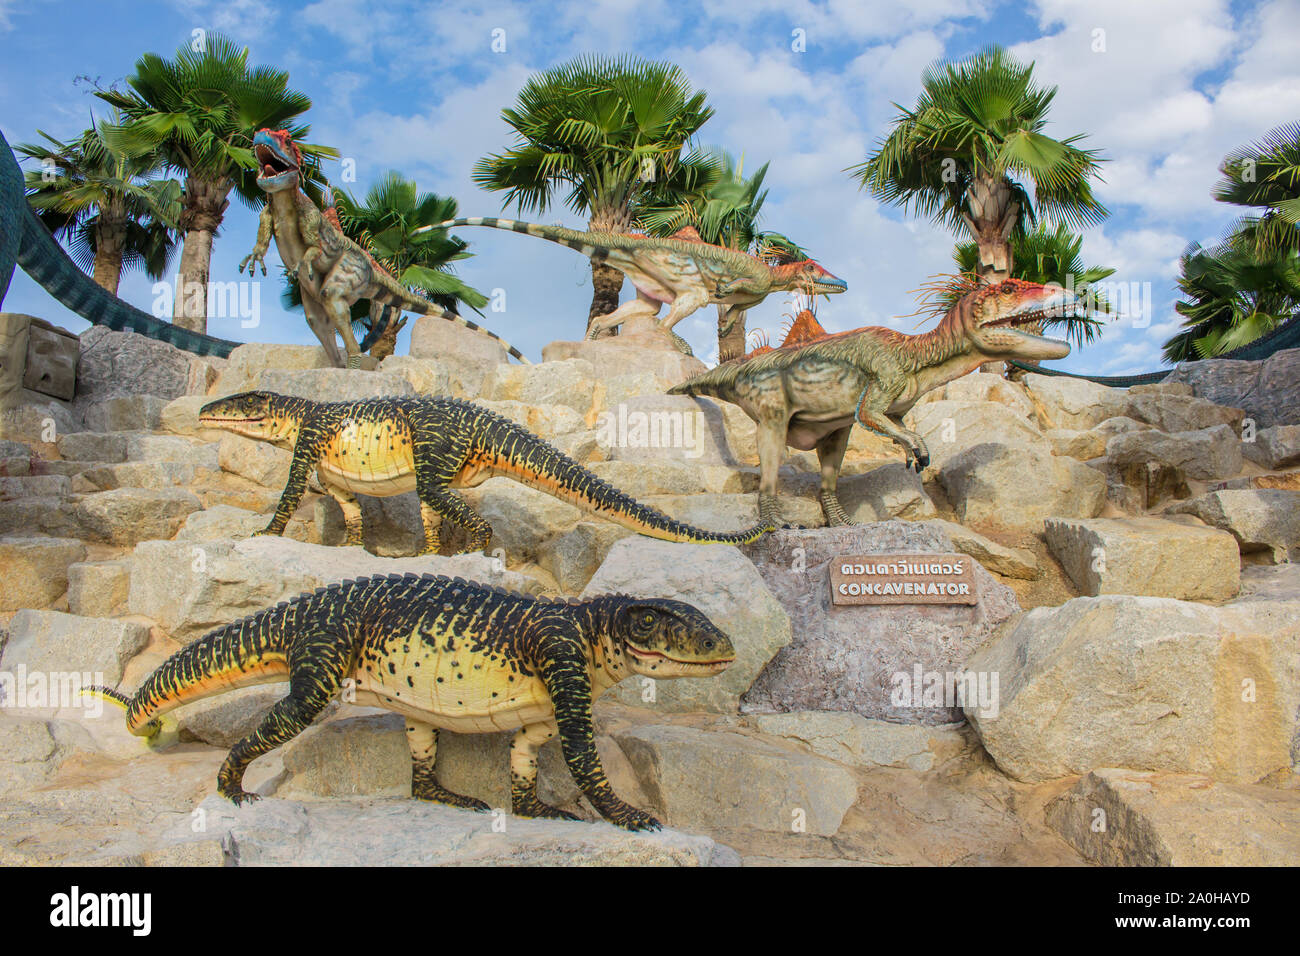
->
838, 463, 936, 522
127, 536, 530, 642
0, 716, 98, 796
582, 538, 792, 714
376, 355, 453, 397
484, 358, 596, 418
407, 315, 511, 398
218, 434, 290, 488
1098, 459, 1192, 513
159, 395, 222, 438
1162, 346, 1300, 429
475, 399, 586, 440
124, 433, 219, 468
71, 488, 202, 545
542, 338, 707, 385
1167, 489, 1300, 563
66, 561, 129, 617
176, 686, 287, 749
0, 474, 71, 500
315, 492, 421, 555
642, 492, 823, 533
279, 712, 410, 798
1048, 416, 1150, 461
939, 443, 1105, 532
1105, 424, 1243, 481
614, 723, 858, 835
751, 711, 968, 771
741, 523, 1020, 723
2, 609, 150, 685
1128, 381, 1194, 397
155, 794, 731, 866
539, 521, 634, 593
1235, 562, 1300, 602
460, 479, 582, 563
1023, 373, 1129, 429
73, 460, 211, 493
1241, 424, 1300, 469
905, 400, 1047, 471
256, 368, 417, 402
0, 536, 85, 611
923, 519, 1037, 579
210, 343, 330, 395
923, 372, 1035, 417
964, 593, 1300, 783
73, 325, 216, 419
81, 395, 167, 432
1047, 769, 1300, 866
1044, 516, 1240, 600
175, 504, 315, 544
0, 400, 79, 449
56, 430, 127, 463
587, 459, 719, 498
597, 394, 751, 466
1125, 392, 1244, 433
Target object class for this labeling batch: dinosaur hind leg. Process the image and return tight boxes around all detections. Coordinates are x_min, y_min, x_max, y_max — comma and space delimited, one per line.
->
319, 259, 372, 369
326, 484, 364, 547
417, 489, 492, 555
301, 296, 344, 368
587, 291, 661, 339
815, 426, 854, 527
407, 720, 490, 811
510, 721, 580, 821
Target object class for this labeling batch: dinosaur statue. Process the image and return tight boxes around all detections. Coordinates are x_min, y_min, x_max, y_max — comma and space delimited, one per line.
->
199, 391, 775, 553
0, 128, 236, 357
671, 278, 1082, 526
415, 217, 847, 345
238, 129, 528, 369
90, 573, 734, 829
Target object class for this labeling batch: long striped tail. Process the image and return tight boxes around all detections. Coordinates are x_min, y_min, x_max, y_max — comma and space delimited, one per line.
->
100, 601, 302, 738
415, 217, 621, 262
479, 412, 774, 545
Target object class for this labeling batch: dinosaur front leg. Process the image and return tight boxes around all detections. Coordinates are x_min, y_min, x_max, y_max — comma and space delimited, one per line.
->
238, 205, 274, 276
854, 388, 929, 472
536, 631, 660, 831
655, 288, 711, 331
815, 426, 854, 526
257, 437, 319, 537
510, 721, 580, 821
406, 720, 490, 811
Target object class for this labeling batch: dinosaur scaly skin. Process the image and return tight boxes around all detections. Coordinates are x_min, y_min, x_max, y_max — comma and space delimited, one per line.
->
92, 574, 734, 829
199, 391, 775, 552
238, 129, 528, 369
0, 129, 236, 357
415, 217, 847, 342
672, 279, 1080, 527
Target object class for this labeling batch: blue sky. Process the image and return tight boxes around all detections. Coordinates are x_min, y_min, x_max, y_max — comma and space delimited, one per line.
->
2, 0, 1298, 372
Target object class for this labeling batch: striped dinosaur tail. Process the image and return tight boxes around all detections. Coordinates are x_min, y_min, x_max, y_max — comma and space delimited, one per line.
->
419, 217, 618, 261
482, 413, 775, 545
98, 601, 302, 738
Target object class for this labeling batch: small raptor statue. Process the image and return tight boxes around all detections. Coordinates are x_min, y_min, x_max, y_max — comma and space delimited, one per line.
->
416, 217, 847, 344
199, 391, 775, 553
238, 129, 527, 369
90, 574, 735, 830
672, 278, 1085, 527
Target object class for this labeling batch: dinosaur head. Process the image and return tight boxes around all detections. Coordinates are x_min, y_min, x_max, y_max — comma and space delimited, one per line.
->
772, 260, 848, 296
615, 599, 735, 678
958, 278, 1076, 361
252, 128, 302, 193
199, 391, 300, 443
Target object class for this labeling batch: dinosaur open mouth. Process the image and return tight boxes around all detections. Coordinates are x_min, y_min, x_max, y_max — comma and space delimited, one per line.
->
625, 646, 735, 670
199, 415, 266, 424
255, 144, 295, 177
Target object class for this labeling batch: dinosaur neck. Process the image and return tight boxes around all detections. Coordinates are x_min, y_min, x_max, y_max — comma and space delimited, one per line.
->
583, 597, 632, 694
768, 262, 804, 288
266, 395, 313, 447
900, 302, 988, 392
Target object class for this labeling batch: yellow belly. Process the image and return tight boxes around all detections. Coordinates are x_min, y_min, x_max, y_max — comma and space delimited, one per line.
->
317, 422, 417, 495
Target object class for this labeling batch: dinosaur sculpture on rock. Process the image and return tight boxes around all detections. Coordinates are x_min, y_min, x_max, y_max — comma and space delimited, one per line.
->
239, 129, 528, 369
671, 278, 1086, 527
199, 391, 775, 553
90, 573, 735, 830
416, 217, 847, 345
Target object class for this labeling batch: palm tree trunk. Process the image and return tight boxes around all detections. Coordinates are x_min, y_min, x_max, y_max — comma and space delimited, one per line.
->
962, 173, 1019, 283
173, 177, 231, 334
586, 207, 631, 336
92, 216, 125, 295
717, 304, 747, 362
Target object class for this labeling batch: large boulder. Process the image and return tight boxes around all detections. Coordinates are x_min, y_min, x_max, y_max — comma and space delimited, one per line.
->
905, 400, 1047, 471
209, 343, 329, 395
1241, 424, 1300, 469
1047, 769, 1300, 866
939, 443, 1106, 533
740, 523, 1020, 724
0, 536, 86, 610
541, 337, 706, 385
66, 560, 130, 618
407, 316, 512, 398
1125, 391, 1244, 433
70, 487, 202, 546
1023, 373, 1129, 429
1162, 346, 1300, 428
964, 592, 1300, 783
1044, 516, 1240, 600
750, 711, 968, 771
2, 609, 150, 685
73, 325, 218, 418
1167, 489, 1300, 563
483, 358, 597, 419
597, 394, 754, 466
922, 519, 1036, 580
1105, 424, 1243, 481
582, 538, 792, 714
256, 368, 417, 402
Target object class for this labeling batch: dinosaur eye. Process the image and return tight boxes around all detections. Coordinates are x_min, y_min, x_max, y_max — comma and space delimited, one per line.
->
1000, 281, 1015, 292
641, 612, 655, 626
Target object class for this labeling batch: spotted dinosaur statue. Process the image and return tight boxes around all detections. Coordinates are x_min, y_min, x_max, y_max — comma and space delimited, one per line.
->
199, 391, 775, 552
671, 278, 1085, 526
90, 573, 734, 829
238, 129, 527, 369
415, 217, 847, 344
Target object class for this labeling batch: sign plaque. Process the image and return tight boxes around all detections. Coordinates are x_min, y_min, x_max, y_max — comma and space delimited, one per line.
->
830, 553, 979, 606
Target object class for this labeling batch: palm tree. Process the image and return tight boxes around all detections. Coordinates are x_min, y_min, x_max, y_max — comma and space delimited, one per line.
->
1162, 241, 1300, 362
946, 222, 1111, 347
283, 173, 488, 360
851, 46, 1107, 284
95, 33, 335, 333
473, 55, 715, 331
641, 148, 813, 359
16, 112, 180, 295
1214, 122, 1300, 256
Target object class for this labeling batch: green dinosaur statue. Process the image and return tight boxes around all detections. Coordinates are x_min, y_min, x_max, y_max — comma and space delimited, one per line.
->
0, 128, 236, 357
238, 129, 528, 369
414, 217, 847, 344
91, 573, 735, 829
199, 391, 775, 553
671, 278, 1084, 526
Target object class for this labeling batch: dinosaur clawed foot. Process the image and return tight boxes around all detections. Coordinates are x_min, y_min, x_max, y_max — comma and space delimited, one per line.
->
512, 794, 582, 822
224, 789, 262, 807
596, 800, 662, 832
413, 781, 491, 812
